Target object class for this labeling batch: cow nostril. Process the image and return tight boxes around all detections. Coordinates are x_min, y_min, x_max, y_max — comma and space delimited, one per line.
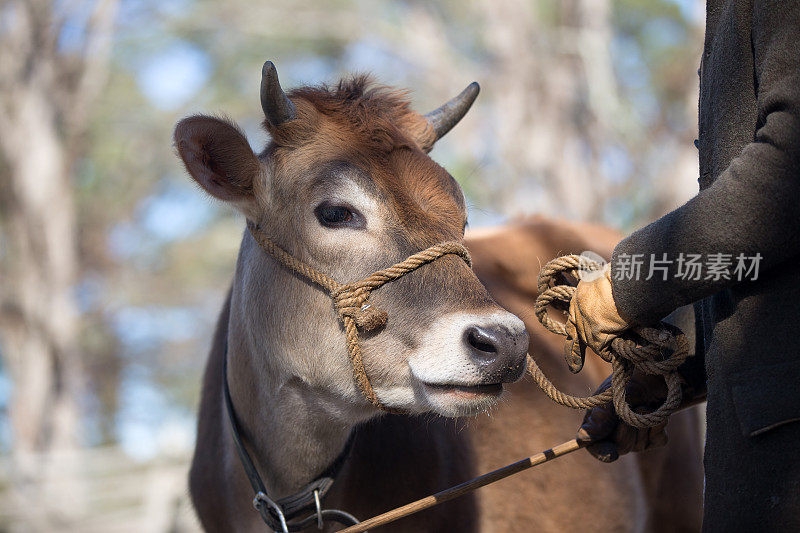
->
463, 319, 528, 383
466, 326, 499, 355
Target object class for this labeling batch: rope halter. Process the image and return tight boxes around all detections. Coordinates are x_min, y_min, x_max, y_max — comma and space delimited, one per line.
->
246, 220, 472, 411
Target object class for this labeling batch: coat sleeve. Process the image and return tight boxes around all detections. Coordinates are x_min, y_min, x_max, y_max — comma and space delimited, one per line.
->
610, 0, 800, 325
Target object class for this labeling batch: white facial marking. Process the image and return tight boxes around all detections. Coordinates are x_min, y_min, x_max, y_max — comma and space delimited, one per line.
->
408, 310, 524, 385
372, 385, 417, 408
375, 310, 527, 417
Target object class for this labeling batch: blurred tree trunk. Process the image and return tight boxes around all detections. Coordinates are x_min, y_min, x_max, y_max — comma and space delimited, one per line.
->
475, 0, 624, 220
0, 0, 117, 472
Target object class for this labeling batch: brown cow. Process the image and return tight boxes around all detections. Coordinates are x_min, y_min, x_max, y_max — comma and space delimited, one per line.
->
179, 63, 528, 533
178, 63, 703, 532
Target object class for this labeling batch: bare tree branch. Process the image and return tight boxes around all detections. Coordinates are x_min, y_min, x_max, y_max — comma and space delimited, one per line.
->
64, 0, 118, 143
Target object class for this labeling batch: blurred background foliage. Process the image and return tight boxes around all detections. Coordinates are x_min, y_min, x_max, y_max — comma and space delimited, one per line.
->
0, 0, 703, 529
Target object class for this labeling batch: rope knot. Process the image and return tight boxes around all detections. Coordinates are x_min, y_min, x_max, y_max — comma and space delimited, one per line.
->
351, 304, 389, 331
331, 285, 388, 332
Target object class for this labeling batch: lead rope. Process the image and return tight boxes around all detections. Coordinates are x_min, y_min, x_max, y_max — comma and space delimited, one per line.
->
246, 220, 472, 412
528, 254, 690, 428
338, 255, 691, 532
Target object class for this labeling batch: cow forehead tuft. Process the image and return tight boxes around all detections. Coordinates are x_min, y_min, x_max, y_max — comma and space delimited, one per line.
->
266, 76, 466, 244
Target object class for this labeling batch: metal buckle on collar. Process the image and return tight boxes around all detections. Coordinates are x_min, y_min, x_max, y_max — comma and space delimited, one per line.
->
253, 491, 289, 533
313, 489, 323, 530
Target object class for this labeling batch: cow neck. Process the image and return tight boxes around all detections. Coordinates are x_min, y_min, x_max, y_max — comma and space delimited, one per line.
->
222, 339, 360, 531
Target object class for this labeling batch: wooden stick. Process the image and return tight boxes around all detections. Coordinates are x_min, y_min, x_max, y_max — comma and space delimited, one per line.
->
340, 438, 587, 532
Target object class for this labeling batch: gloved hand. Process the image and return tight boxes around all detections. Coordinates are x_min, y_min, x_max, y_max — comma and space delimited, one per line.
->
576, 367, 708, 462
563, 264, 630, 372
575, 370, 670, 462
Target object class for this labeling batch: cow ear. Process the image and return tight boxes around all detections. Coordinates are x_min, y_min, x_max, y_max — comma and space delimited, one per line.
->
174, 115, 261, 202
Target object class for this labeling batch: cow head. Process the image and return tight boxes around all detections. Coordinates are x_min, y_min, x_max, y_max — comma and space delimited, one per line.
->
174, 62, 528, 418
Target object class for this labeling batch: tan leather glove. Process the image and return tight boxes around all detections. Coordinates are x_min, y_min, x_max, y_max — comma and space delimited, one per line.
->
563, 264, 630, 372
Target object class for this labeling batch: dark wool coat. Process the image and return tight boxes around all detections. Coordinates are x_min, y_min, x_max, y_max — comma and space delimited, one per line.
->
610, 1, 800, 530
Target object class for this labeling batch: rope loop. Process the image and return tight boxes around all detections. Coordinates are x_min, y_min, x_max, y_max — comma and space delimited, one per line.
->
530, 254, 690, 428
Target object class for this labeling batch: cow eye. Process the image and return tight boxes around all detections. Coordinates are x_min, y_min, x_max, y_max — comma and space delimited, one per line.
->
315, 202, 361, 228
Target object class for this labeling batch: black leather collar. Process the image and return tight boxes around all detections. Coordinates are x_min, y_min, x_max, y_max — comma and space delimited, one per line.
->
222, 340, 361, 531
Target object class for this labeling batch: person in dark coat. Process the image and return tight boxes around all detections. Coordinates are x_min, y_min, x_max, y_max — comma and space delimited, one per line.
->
565, 1, 800, 530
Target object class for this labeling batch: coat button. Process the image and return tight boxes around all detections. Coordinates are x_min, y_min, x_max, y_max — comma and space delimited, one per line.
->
694, 139, 700, 149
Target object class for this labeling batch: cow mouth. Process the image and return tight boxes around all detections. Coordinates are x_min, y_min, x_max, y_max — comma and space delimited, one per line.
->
421, 381, 504, 399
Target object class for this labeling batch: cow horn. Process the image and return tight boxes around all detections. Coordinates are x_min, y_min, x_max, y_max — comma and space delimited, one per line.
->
424, 82, 480, 140
260, 61, 296, 126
